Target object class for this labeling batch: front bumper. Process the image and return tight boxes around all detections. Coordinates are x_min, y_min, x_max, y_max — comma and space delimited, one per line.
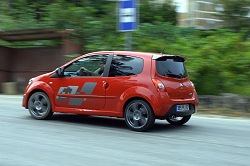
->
22, 94, 28, 108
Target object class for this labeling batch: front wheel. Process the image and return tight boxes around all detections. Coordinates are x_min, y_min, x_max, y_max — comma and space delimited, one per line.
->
28, 92, 53, 120
166, 115, 191, 125
124, 100, 155, 132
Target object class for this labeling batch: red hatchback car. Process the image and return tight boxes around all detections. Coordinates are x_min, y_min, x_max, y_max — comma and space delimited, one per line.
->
22, 51, 199, 131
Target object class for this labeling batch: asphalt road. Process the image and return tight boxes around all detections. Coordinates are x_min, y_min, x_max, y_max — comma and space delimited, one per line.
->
0, 95, 250, 166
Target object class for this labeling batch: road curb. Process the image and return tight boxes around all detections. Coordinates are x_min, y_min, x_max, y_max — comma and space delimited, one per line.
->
0, 94, 23, 100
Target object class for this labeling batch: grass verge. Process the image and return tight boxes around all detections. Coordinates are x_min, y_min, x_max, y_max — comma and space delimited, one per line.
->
197, 107, 250, 118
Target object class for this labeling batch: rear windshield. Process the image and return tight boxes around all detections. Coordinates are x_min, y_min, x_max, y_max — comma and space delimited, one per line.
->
156, 58, 188, 78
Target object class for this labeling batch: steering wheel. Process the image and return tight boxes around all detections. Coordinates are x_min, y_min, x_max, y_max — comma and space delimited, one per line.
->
77, 69, 91, 76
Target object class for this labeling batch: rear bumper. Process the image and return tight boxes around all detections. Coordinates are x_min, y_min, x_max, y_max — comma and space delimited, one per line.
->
154, 95, 198, 117
154, 90, 198, 118
164, 104, 195, 118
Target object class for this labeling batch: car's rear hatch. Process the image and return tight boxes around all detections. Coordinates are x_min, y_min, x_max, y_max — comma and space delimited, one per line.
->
153, 55, 194, 100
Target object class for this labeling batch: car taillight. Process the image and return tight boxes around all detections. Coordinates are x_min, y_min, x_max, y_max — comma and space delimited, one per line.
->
152, 78, 165, 92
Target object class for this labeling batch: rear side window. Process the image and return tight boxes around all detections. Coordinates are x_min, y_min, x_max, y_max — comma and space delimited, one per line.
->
156, 57, 188, 78
109, 55, 143, 77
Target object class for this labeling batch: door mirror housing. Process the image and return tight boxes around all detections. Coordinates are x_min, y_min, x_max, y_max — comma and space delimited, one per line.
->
55, 67, 63, 77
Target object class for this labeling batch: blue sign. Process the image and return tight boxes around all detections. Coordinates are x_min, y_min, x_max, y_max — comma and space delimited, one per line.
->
118, 0, 138, 31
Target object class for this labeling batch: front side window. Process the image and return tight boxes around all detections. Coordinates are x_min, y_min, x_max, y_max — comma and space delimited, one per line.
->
109, 55, 143, 77
64, 55, 108, 77
156, 56, 188, 78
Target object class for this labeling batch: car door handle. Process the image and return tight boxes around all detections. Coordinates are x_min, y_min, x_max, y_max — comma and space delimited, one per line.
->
102, 81, 109, 89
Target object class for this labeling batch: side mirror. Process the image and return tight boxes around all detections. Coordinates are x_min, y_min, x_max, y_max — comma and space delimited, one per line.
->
55, 67, 63, 77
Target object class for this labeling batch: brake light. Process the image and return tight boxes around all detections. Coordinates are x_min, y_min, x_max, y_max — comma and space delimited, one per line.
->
152, 79, 165, 92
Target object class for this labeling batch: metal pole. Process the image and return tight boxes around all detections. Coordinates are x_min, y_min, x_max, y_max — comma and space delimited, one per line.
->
125, 31, 132, 51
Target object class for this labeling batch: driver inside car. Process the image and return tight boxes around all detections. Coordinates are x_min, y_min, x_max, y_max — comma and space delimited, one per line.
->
80, 61, 105, 76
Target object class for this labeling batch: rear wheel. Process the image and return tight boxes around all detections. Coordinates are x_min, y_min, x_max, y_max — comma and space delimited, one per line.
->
124, 100, 155, 132
28, 92, 53, 120
166, 115, 191, 125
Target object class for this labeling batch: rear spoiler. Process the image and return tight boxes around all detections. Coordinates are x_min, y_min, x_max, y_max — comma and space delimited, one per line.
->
152, 55, 186, 62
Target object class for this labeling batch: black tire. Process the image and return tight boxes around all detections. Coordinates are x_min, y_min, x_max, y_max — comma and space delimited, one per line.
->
124, 100, 155, 132
28, 92, 53, 120
166, 115, 191, 125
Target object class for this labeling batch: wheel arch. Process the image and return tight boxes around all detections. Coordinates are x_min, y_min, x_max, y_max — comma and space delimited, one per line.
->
24, 82, 55, 110
119, 86, 161, 117
27, 89, 47, 101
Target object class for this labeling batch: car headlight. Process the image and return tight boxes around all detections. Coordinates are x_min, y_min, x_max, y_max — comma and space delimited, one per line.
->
190, 81, 195, 89
28, 78, 34, 85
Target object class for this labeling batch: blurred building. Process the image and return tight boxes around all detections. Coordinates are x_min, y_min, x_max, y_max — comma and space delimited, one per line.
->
173, 0, 224, 29
151, 0, 224, 29
0, 29, 82, 94
120, 0, 249, 29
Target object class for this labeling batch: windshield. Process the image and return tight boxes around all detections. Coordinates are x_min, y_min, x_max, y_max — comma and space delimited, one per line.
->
156, 58, 188, 78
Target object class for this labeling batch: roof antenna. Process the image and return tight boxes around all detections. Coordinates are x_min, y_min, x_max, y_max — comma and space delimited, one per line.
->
160, 35, 174, 55
160, 44, 167, 55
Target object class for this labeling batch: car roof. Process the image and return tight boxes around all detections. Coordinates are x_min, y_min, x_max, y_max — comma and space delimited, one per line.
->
61, 51, 176, 68
90, 51, 160, 59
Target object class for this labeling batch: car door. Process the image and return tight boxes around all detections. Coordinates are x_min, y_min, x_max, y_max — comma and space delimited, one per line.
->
50, 54, 111, 110
104, 54, 144, 113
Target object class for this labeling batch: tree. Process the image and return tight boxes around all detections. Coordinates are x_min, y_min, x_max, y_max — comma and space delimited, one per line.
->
140, 0, 177, 25
217, 0, 250, 32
